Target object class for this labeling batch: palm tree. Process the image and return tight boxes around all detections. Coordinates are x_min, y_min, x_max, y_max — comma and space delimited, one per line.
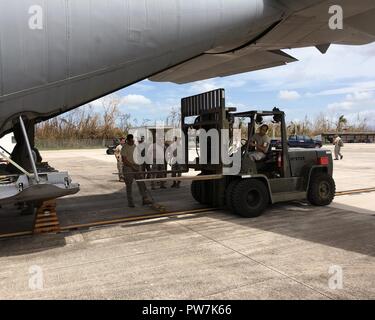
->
337, 115, 347, 132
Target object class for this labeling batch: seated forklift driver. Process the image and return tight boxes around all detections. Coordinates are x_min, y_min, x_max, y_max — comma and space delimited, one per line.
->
248, 124, 271, 161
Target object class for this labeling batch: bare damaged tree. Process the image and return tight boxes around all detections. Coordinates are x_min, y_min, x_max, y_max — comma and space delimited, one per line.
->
353, 113, 370, 132
119, 113, 133, 134
35, 94, 131, 148
166, 107, 181, 128
101, 95, 121, 143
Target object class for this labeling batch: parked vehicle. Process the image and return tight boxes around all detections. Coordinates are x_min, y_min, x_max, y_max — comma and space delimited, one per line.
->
288, 135, 322, 148
270, 139, 282, 149
106, 139, 120, 155
270, 135, 322, 149
313, 135, 323, 148
313, 139, 323, 148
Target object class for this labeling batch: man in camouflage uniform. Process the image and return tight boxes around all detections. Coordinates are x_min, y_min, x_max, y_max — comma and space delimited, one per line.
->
147, 138, 167, 190
114, 137, 125, 182
170, 136, 182, 188
122, 134, 152, 207
333, 134, 344, 160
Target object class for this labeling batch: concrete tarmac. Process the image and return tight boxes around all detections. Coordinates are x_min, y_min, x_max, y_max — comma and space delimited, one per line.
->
0, 144, 374, 299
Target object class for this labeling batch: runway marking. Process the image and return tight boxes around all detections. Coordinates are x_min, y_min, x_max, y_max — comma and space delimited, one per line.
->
335, 187, 375, 196
1, 187, 375, 240
0, 207, 217, 240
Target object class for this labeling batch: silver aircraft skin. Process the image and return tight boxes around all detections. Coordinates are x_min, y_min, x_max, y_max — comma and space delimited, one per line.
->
0, 0, 374, 206
1, 0, 375, 136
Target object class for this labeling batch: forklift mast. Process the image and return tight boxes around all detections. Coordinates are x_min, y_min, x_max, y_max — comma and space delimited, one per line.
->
181, 88, 236, 175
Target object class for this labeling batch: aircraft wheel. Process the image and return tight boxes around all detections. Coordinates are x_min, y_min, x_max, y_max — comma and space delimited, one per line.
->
308, 172, 335, 206
232, 179, 269, 218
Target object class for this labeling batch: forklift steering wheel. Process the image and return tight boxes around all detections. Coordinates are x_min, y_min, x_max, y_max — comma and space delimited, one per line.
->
241, 139, 249, 155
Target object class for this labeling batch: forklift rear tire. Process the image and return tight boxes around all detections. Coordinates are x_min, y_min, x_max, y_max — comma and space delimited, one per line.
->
225, 179, 240, 212
308, 172, 335, 206
232, 179, 269, 218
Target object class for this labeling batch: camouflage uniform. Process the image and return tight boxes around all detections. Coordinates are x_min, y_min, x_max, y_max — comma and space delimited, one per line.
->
147, 142, 166, 189
333, 136, 343, 160
114, 144, 124, 181
170, 145, 182, 188
121, 143, 151, 206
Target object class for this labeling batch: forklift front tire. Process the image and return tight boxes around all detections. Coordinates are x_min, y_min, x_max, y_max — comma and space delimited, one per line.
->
225, 179, 240, 212
232, 179, 269, 218
191, 177, 213, 205
191, 180, 203, 204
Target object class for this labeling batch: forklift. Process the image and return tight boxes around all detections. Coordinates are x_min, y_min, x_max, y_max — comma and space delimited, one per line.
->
181, 89, 336, 218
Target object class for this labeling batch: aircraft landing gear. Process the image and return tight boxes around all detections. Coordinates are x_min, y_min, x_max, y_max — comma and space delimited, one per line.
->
0, 115, 80, 212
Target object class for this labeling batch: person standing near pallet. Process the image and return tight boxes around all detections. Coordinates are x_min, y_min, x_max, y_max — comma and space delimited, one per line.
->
170, 136, 182, 188
114, 137, 125, 182
147, 138, 167, 190
122, 134, 153, 207
138, 135, 152, 179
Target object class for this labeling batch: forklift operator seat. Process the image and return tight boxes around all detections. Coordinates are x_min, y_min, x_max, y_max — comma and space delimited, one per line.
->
254, 148, 279, 171
254, 149, 271, 163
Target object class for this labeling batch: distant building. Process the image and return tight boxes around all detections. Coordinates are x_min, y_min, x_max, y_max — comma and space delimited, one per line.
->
322, 132, 375, 144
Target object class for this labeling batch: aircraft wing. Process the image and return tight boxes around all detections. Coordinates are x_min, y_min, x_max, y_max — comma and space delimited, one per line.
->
150, 0, 375, 84
150, 50, 298, 84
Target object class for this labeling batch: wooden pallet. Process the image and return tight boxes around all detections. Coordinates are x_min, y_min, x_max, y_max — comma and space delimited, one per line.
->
33, 200, 60, 234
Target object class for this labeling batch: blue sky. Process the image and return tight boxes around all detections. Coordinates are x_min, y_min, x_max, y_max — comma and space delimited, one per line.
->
90, 42, 375, 129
